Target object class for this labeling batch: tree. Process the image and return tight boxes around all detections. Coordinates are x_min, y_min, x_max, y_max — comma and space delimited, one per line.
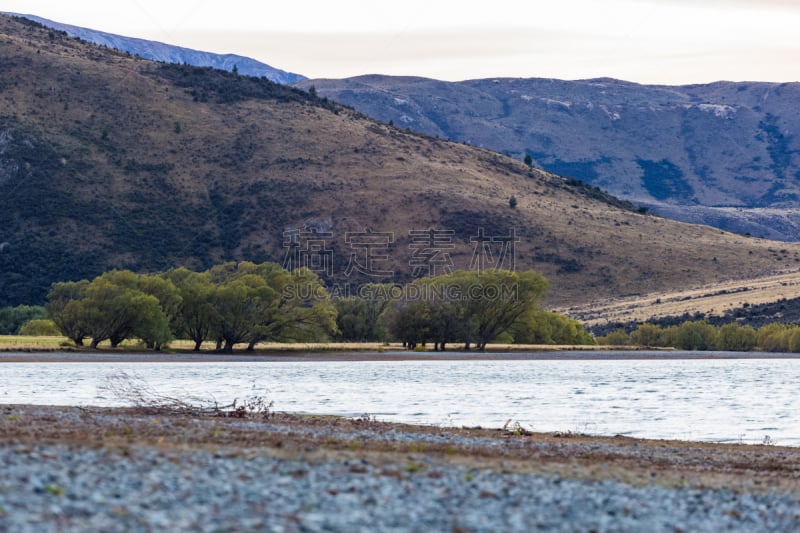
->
523, 154, 533, 168
381, 296, 432, 350
413, 276, 469, 351
244, 264, 337, 350
78, 277, 169, 349
46, 280, 90, 345
757, 323, 793, 352
206, 262, 337, 353
213, 274, 276, 353
600, 328, 631, 346
88, 270, 181, 350
335, 297, 370, 341
381, 270, 549, 351
457, 269, 548, 350
716, 322, 757, 352
335, 283, 395, 342
513, 310, 594, 345
630, 323, 663, 347
509, 195, 518, 209
167, 268, 219, 351
670, 320, 717, 350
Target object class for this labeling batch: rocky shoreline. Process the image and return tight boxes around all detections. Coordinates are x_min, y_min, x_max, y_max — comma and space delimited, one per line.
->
1, 404, 798, 531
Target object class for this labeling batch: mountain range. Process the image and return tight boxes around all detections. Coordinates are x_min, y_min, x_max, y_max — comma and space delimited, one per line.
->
5, 13, 305, 85
1, 13, 798, 312
299, 76, 800, 241
17, 13, 800, 241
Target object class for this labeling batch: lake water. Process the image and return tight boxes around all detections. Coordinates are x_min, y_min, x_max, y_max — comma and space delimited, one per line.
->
1, 355, 798, 446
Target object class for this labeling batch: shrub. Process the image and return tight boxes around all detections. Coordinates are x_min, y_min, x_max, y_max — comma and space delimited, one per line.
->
715, 322, 757, 352
630, 323, 662, 346
18, 319, 62, 336
670, 320, 717, 350
757, 323, 793, 352
599, 328, 631, 345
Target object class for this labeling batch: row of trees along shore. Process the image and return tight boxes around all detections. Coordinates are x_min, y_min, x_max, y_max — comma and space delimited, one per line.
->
599, 321, 800, 352
42, 261, 594, 352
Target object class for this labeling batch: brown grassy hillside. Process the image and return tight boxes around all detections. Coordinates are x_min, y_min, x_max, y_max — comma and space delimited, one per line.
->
1, 14, 799, 309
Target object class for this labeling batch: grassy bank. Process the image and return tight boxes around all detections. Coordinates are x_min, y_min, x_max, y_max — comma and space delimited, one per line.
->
0, 335, 632, 354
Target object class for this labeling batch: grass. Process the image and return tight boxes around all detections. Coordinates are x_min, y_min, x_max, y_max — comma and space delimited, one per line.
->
167, 340, 400, 352
556, 269, 800, 327
0, 336, 638, 354
0, 335, 68, 348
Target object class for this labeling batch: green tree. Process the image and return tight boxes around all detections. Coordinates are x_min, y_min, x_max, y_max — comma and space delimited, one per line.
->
207, 262, 337, 352
335, 297, 370, 341
671, 320, 717, 350
788, 328, 800, 353
509, 195, 518, 209
245, 264, 337, 349
455, 269, 548, 350
166, 268, 219, 351
630, 323, 663, 347
335, 283, 395, 342
89, 270, 181, 350
715, 322, 757, 352
0, 305, 47, 334
544, 312, 595, 345
46, 280, 90, 345
510, 309, 594, 345
417, 276, 471, 351
78, 277, 169, 349
381, 296, 432, 350
213, 274, 277, 353
757, 323, 793, 352
19, 319, 61, 336
523, 154, 533, 168
599, 328, 631, 346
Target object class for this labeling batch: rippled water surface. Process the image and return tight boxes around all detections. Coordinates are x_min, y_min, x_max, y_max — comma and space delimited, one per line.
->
1, 357, 798, 445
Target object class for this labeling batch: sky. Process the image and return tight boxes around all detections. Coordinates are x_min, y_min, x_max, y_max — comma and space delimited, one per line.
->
2, 0, 799, 84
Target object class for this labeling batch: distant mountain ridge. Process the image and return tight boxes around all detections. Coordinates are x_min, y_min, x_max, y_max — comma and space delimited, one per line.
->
298, 76, 800, 241
5, 13, 306, 84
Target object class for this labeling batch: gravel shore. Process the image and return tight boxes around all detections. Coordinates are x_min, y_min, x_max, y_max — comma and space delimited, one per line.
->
1, 405, 799, 532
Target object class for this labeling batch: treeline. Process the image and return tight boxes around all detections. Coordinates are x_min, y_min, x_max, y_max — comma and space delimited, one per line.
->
29, 262, 594, 352
46, 262, 336, 352
0, 305, 47, 335
599, 320, 800, 352
335, 270, 595, 350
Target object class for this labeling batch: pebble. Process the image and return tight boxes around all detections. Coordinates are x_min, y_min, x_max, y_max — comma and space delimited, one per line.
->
0, 441, 798, 532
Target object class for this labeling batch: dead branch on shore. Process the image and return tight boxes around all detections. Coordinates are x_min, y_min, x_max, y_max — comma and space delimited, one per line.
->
98, 370, 273, 419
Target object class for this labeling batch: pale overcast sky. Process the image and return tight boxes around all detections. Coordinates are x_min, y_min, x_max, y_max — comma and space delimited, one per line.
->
2, 0, 799, 83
